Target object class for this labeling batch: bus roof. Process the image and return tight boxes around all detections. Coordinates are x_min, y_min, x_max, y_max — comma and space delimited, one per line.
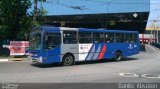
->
34, 26, 138, 33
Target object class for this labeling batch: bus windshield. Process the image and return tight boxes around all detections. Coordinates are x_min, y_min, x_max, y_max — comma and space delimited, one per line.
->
29, 33, 41, 50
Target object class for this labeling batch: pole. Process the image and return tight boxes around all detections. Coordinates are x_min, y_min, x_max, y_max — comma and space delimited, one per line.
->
33, 0, 38, 23
154, 25, 156, 43
142, 33, 144, 44
157, 25, 159, 43
153, 20, 156, 43
151, 27, 152, 43
151, 22, 154, 43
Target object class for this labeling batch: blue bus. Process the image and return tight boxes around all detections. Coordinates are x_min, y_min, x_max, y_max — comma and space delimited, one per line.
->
29, 26, 140, 66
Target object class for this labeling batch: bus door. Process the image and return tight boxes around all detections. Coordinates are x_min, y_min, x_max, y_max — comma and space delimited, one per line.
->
61, 31, 79, 61
43, 32, 61, 63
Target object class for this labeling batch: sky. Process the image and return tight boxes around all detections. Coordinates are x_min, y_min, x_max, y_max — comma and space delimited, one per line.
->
147, 0, 160, 27
29, 0, 160, 27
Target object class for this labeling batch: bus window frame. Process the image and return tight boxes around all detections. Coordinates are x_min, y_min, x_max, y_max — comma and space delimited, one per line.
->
105, 32, 115, 43
114, 33, 125, 43
79, 31, 93, 44
93, 32, 104, 43
63, 31, 78, 44
43, 32, 61, 50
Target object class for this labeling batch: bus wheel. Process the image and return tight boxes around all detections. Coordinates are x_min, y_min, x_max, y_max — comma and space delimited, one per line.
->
115, 51, 122, 61
62, 54, 74, 66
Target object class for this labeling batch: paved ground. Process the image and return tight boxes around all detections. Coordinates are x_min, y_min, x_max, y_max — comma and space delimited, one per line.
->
0, 45, 160, 89
0, 44, 160, 83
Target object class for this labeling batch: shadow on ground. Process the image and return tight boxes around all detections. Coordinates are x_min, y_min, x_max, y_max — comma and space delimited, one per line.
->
32, 57, 138, 68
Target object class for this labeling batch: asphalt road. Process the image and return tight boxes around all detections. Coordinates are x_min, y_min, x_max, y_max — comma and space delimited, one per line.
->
0, 45, 160, 88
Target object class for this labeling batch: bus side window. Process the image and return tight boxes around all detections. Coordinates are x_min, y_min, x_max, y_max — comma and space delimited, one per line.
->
116, 33, 125, 42
63, 31, 77, 44
93, 32, 104, 43
126, 34, 129, 42
79, 32, 92, 43
125, 34, 129, 43
130, 34, 134, 42
104, 33, 114, 43
111, 33, 114, 43
115, 33, 123, 42
93, 32, 98, 43
134, 34, 138, 42
105, 33, 110, 43
126, 34, 134, 43
120, 33, 125, 42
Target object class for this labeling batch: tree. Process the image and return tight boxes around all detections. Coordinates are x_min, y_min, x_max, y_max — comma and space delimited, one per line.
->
0, 0, 31, 40
31, 8, 48, 26
21, 0, 48, 40
32, 0, 47, 26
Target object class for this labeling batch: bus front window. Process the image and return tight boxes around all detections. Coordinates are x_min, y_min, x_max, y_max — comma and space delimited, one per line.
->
29, 33, 41, 50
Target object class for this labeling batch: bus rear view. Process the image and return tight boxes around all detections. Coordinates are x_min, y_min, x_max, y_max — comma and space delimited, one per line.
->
28, 26, 140, 66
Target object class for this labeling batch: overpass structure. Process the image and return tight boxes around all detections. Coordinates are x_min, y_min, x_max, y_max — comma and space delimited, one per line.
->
41, 0, 150, 33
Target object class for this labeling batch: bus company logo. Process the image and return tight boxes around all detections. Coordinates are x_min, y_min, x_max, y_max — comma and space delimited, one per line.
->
128, 44, 133, 49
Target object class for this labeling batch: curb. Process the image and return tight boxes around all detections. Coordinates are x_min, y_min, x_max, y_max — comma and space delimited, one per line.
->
0, 58, 28, 62
0, 59, 9, 62
11, 58, 23, 61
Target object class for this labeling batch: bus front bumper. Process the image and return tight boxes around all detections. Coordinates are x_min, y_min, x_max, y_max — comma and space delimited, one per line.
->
28, 56, 43, 64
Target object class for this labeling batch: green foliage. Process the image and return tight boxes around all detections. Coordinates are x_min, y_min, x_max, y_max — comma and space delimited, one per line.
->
0, 0, 31, 40
31, 8, 48, 26
0, 0, 48, 41
31, 0, 48, 27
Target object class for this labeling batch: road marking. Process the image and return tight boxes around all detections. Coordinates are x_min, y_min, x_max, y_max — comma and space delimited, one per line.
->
141, 74, 160, 79
119, 73, 160, 79
0, 59, 9, 62
119, 73, 139, 77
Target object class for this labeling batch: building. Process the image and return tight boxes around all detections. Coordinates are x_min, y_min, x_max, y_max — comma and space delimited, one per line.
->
139, 27, 160, 44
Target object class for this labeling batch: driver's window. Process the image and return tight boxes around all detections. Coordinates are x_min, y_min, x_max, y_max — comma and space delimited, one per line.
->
44, 33, 61, 49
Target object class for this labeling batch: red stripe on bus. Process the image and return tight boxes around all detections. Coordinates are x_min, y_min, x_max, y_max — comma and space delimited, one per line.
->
98, 44, 106, 60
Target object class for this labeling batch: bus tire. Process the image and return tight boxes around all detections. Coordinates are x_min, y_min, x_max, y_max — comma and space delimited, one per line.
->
62, 54, 74, 66
115, 51, 122, 61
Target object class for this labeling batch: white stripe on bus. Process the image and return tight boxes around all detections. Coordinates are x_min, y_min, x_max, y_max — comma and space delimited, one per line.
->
92, 44, 101, 60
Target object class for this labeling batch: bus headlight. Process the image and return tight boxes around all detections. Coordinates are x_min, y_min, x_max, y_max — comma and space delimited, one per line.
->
39, 56, 43, 63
